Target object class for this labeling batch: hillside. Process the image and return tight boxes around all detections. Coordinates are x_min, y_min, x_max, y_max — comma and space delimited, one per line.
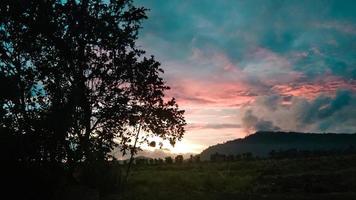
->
200, 131, 356, 160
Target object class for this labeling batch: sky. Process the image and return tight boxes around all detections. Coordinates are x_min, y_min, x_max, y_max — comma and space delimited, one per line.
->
134, 0, 356, 154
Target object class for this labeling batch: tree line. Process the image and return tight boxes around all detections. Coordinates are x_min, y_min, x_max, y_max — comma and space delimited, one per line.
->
122, 154, 201, 165
209, 146, 356, 162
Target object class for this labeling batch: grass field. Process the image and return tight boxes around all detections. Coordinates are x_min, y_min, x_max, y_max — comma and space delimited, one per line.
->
121, 155, 356, 200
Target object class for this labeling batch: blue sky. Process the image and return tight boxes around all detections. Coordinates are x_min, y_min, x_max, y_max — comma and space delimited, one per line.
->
134, 0, 356, 153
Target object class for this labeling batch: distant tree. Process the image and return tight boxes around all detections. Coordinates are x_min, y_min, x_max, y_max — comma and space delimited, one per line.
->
0, 0, 185, 164
187, 154, 200, 163
242, 152, 253, 160
157, 158, 164, 164
227, 154, 234, 162
175, 155, 183, 164
235, 154, 242, 161
135, 158, 147, 165
269, 150, 277, 159
210, 152, 226, 162
148, 158, 154, 165
153, 158, 159, 165
165, 156, 173, 164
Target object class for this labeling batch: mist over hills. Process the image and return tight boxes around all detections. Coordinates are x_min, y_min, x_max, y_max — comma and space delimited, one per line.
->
200, 131, 356, 160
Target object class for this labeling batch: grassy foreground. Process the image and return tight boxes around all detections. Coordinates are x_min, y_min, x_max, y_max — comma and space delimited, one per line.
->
122, 155, 356, 200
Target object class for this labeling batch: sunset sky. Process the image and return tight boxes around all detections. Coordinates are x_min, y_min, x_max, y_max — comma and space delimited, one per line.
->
134, 0, 356, 154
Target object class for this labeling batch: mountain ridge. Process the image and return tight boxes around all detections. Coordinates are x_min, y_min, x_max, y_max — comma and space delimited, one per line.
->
200, 131, 356, 160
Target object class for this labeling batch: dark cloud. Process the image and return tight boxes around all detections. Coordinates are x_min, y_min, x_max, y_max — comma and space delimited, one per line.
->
258, 95, 282, 111
242, 110, 281, 133
245, 90, 356, 133
297, 90, 352, 124
138, 0, 356, 82
321, 90, 351, 116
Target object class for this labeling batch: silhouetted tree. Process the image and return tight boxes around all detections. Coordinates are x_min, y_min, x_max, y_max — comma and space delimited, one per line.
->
242, 152, 253, 160
210, 152, 226, 162
0, 0, 185, 165
226, 154, 234, 162
135, 158, 147, 165
157, 158, 164, 164
148, 158, 154, 165
174, 155, 183, 164
235, 154, 242, 161
165, 156, 173, 164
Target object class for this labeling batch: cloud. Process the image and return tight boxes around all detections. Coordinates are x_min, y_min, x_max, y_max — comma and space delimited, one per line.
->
314, 21, 356, 35
166, 77, 255, 107
137, 0, 356, 82
272, 76, 356, 99
243, 90, 356, 133
242, 47, 302, 85
134, 0, 356, 150
241, 110, 281, 133
297, 90, 352, 124
186, 123, 241, 131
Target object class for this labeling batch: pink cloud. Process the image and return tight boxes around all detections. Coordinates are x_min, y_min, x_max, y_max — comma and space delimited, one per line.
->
272, 76, 356, 99
159, 47, 356, 153
166, 78, 256, 108
165, 47, 305, 108
186, 123, 241, 131
314, 21, 356, 35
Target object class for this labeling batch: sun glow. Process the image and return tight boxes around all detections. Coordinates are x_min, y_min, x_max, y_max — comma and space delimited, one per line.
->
139, 136, 204, 155
168, 140, 204, 154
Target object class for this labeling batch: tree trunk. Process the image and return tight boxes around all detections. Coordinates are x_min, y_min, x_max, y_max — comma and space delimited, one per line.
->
124, 123, 142, 186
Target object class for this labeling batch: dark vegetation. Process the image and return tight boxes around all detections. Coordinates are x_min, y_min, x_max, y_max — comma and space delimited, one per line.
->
1, 0, 185, 199
123, 154, 356, 200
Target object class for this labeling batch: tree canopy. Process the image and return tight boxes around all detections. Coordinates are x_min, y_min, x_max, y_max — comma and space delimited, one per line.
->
0, 0, 185, 164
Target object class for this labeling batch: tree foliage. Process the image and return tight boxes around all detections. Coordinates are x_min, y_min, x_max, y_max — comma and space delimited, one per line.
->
0, 0, 185, 164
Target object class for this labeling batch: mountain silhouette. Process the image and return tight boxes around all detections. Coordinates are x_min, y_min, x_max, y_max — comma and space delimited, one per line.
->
200, 131, 356, 160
